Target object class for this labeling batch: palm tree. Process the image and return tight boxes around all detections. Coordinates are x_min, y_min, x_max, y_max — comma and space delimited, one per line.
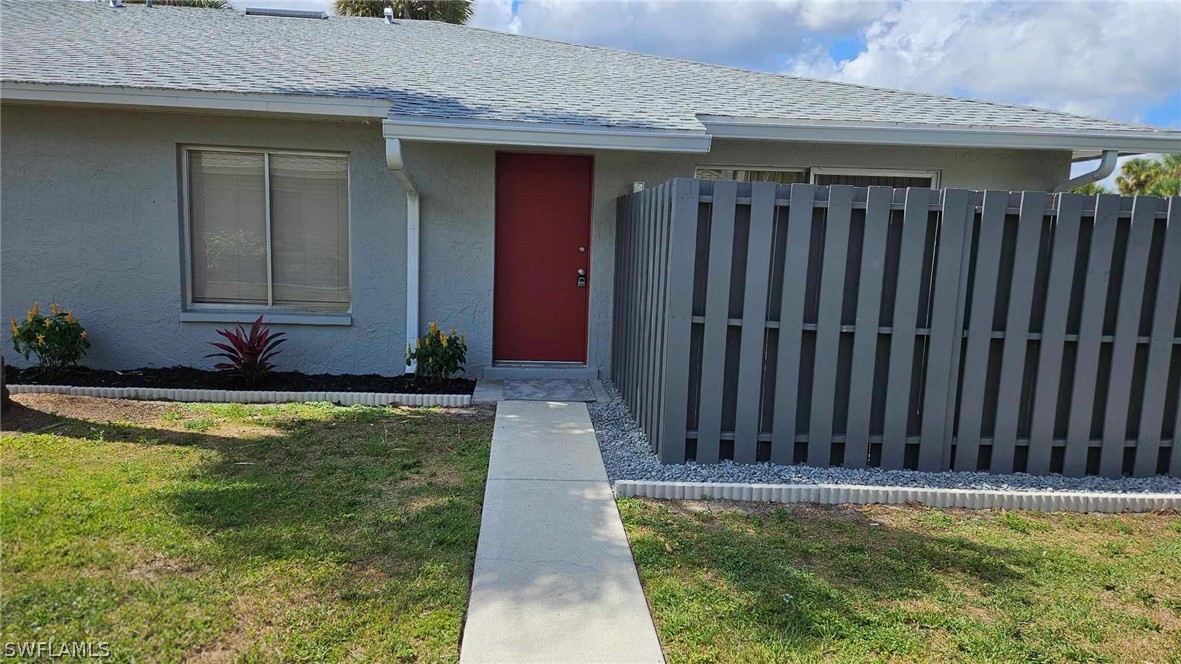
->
334, 0, 473, 23
1071, 182, 1110, 195
1115, 154, 1181, 197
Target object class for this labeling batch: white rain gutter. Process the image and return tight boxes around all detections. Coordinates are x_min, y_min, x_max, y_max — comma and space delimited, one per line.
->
698, 116, 1181, 154
385, 137, 420, 374
384, 114, 712, 153
1059, 149, 1119, 192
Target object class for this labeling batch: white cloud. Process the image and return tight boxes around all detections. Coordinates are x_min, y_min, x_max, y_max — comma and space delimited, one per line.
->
787, 0, 1181, 123
797, 0, 892, 31
470, 0, 866, 71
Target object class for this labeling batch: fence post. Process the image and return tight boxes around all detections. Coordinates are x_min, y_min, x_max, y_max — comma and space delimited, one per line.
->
657, 178, 699, 463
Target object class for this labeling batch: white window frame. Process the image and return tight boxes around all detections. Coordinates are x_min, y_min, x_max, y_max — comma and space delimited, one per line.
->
693, 164, 808, 182
809, 166, 941, 188
180, 145, 353, 316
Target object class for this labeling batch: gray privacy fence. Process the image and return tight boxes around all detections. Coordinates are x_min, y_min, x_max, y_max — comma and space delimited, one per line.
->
612, 179, 1180, 477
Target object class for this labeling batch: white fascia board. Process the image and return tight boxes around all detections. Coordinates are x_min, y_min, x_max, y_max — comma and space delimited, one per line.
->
0, 82, 391, 119
383, 114, 712, 153
699, 116, 1181, 154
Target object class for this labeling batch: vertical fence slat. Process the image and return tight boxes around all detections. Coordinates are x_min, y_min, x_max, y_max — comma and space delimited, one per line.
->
618, 189, 637, 404
644, 185, 661, 436
734, 182, 777, 463
1099, 195, 1162, 477
618, 193, 628, 380
954, 190, 1008, 471
880, 188, 934, 469
654, 184, 673, 453
918, 189, 973, 471
1134, 197, 1181, 476
658, 178, 699, 463
844, 186, 892, 468
807, 185, 853, 467
696, 181, 737, 462
1027, 193, 1084, 475
770, 184, 817, 464
991, 191, 1047, 473
1173, 385, 1181, 478
1064, 194, 1122, 476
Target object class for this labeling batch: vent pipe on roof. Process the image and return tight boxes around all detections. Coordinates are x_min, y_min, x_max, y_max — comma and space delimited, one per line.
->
109, 0, 124, 7
1060, 149, 1118, 192
384, 6, 395, 23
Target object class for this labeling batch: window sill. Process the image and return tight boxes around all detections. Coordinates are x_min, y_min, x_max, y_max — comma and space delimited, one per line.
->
179, 311, 352, 326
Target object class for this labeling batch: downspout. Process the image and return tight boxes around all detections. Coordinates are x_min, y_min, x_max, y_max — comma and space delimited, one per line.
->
1059, 150, 1118, 192
386, 137, 420, 374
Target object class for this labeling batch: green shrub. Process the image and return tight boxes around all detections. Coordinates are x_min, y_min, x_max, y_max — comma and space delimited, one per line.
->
10, 303, 90, 369
406, 321, 467, 383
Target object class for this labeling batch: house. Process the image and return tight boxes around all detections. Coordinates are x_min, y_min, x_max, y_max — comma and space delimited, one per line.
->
3, 0, 1179, 379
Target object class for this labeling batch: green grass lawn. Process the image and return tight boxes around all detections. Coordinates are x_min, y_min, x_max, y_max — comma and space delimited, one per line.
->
2, 394, 494, 662
619, 498, 1181, 663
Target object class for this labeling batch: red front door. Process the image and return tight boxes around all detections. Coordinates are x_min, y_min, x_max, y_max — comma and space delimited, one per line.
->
493, 153, 593, 362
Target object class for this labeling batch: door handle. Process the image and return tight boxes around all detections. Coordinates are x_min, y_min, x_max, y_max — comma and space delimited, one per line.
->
577, 268, 587, 288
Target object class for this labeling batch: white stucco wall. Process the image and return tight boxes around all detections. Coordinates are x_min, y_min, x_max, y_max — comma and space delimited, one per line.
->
1, 104, 1071, 376
1, 105, 406, 374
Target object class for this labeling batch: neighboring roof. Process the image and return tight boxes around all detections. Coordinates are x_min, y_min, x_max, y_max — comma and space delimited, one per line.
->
3, 0, 1179, 154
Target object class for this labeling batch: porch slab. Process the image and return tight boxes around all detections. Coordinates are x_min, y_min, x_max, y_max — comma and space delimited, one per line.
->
503, 378, 596, 402
482, 363, 599, 381
460, 400, 663, 663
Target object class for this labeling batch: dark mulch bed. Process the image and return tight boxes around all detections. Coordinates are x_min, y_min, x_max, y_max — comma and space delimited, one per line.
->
3, 365, 475, 395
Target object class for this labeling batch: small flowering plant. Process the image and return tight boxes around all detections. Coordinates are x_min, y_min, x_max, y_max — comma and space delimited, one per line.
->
206, 316, 286, 380
10, 303, 90, 369
406, 321, 467, 383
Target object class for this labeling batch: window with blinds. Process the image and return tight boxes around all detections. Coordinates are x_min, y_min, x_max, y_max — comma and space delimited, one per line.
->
812, 172, 936, 188
185, 148, 350, 312
694, 167, 808, 184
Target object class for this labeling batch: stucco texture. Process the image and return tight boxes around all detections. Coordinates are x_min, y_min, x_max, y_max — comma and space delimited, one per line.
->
1, 105, 406, 374
1, 104, 1071, 376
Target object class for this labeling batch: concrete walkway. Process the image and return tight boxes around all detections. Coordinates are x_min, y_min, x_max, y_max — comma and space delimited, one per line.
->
460, 400, 665, 663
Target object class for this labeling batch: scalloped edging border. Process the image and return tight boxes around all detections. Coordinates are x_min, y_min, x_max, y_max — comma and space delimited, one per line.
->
7, 383, 472, 407
613, 480, 1181, 514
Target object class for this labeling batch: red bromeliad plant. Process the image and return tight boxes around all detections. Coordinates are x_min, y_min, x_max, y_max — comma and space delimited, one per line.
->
205, 316, 286, 380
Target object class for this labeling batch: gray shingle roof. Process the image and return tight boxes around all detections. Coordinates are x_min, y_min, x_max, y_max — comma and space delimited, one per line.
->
1, 0, 1172, 136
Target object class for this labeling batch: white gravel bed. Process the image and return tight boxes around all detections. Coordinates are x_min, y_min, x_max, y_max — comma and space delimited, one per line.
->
589, 382, 1181, 495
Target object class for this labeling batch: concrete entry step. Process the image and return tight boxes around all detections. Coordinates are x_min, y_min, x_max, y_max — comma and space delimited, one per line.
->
503, 378, 596, 402
460, 400, 664, 663
482, 362, 599, 381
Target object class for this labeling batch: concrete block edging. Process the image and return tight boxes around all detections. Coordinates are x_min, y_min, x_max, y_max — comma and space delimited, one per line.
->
7, 383, 472, 407
613, 480, 1181, 514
